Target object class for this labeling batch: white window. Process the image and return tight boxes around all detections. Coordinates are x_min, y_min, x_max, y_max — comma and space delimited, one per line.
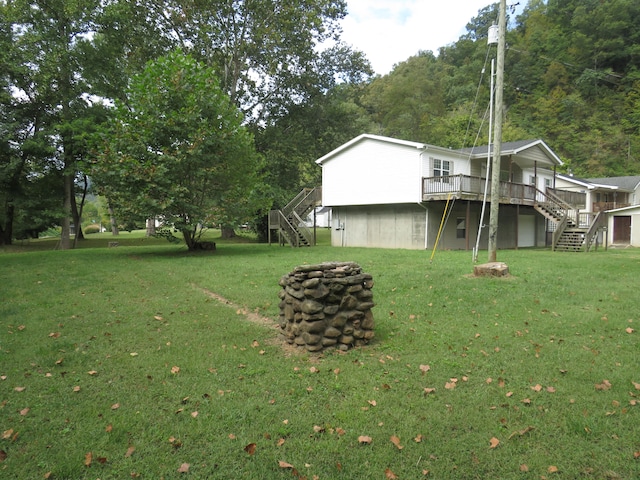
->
433, 158, 451, 182
529, 175, 536, 186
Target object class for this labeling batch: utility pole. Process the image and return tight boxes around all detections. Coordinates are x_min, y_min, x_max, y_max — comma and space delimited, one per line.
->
487, 0, 506, 263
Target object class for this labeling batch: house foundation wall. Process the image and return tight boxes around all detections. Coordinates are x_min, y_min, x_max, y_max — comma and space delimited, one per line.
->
331, 203, 547, 250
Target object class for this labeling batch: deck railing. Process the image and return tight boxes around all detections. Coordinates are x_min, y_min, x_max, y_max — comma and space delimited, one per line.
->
422, 174, 537, 204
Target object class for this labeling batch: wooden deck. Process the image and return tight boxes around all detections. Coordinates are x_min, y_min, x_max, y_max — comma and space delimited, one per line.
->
422, 174, 539, 205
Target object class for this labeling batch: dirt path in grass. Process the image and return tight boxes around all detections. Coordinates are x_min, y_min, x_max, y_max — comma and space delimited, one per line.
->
192, 284, 313, 358
192, 284, 277, 328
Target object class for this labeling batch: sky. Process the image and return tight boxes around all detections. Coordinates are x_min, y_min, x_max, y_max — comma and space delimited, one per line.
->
339, 0, 510, 75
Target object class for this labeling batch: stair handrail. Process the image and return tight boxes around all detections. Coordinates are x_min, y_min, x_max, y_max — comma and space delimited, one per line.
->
552, 214, 569, 251
583, 211, 605, 252
290, 211, 313, 246
282, 187, 322, 219
536, 187, 579, 227
276, 210, 302, 247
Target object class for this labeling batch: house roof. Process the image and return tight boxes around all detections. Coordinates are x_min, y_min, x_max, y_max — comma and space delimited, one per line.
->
586, 176, 640, 192
457, 139, 563, 168
316, 134, 563, 169
555, 173, 619, 190
606, 204, 640, 214
316, 134, 442, 165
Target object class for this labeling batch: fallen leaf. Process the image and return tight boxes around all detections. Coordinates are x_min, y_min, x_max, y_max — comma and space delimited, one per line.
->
520, 464, 529, 472
2, 429, 13, 440
19, 408, 29, 416
634, 451, 640, 459
125, 446, 135, 458
368, 400, 377, 407
336, 427, 346, 436
49, 332, 60, 338
277, 438, 285, 447
489, 437, 500, 449
546, 386, 556, 393
14, 386, 26, 392
73, 386, 81, 392
251, 340, 259, 348
309, 367, 319, 374
228, 433, 236, 440
632, 381, 640, 390
333, 368, 341, 375
130, 352, 138, 357
177, 463, 190, 473
313, 425, 325, 433
171, 366, 180, 374
390, 435, 403, 450
444, 381, 456, 390
595, 379, 612, 391
84, 452, 93, 467
0, 450, 6, 463
419, 364, 431, 375
0, 376, 6, 381
531, 384, 543, 392
88, 370, 98, 376
358, 435, 373, 444
385, 468, 399, 479
190, 411, 198, 418
278, 460, 294, 469
154, 315, 163, 321
106, 424, 113, 433
626, 327, 635, 334
414, 434, 424, 443
111, 403, 120, 410
548, 465, 559, 473
244, 443, 256, 455
44, 471, 52, 478
423, 387, 436, 395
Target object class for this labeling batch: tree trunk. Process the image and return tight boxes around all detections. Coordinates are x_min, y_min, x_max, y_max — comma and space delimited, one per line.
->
182, 229, 196, 250
1, 204, 14, 246
60, 173, 73, 249
146, 218, 156, 236
221, 226, 236, 239
108, 202, 119, 236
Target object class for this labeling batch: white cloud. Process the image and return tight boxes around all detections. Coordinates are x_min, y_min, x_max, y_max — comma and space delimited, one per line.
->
340, 0, 500, 75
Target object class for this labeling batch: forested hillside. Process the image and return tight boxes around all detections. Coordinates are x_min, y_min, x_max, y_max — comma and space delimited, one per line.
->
2, 0, 639, 245
353, 0, 640, 177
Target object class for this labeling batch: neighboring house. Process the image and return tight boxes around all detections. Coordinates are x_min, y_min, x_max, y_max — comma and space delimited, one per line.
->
555, 174, 640, 247
555, 174, 640, 213
315, 134, 572, 250
606, 205, 640, 247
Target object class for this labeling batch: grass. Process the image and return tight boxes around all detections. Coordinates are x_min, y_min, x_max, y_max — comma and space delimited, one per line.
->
1, 232, 639, 479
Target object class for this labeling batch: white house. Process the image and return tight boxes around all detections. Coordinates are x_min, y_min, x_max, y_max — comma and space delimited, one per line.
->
606, 205, 640, 247
316, 134, 564, 250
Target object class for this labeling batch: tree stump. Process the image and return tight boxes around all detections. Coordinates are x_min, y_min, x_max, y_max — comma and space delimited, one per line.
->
473, 262, 509, 277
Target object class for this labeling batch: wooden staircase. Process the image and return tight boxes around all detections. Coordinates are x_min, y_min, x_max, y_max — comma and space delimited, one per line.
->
534, 189, 605, 252
268, 187, 322, 247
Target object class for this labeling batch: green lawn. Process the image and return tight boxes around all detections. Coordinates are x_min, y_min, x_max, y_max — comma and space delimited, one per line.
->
1, 234, 639, 479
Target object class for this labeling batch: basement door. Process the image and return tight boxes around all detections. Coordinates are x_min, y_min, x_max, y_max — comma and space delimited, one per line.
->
613, 216, 631, 243
517, 215, 536, 247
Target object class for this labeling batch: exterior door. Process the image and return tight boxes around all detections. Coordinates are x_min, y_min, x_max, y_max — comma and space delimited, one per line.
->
613, 216, 631, 243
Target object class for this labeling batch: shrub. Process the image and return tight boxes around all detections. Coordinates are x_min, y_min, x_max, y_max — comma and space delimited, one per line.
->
84, 224, 101, 234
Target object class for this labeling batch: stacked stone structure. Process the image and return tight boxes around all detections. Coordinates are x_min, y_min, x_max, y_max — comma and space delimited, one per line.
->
278, 262, 375, 352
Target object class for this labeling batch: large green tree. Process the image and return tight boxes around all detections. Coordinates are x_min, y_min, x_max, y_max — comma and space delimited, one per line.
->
92, 50, 265, 250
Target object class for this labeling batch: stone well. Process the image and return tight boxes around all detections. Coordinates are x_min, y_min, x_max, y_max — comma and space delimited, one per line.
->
278, 262, 375, 352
